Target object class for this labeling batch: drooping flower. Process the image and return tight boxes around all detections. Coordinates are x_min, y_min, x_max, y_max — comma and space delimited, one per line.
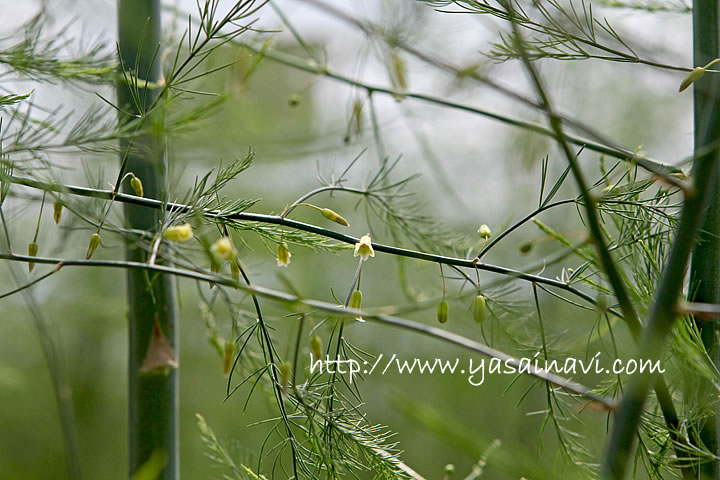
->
86, 233, 101, 259
28, 241, 38, 272
353, 234, 374, 261
210, 236, 236, 262
437, 300, 449, 324
472, 295, 486, 323
310, 334, 323, 360
477, 224, 492, 239
163, 223, 193, 242
130, 174, 144, 197
53, 202, 63, 224
276, 242, 291, 267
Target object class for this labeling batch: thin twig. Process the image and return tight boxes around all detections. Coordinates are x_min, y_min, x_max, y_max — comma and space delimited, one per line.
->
2, 173, 602, 306
0, 251, 614, 408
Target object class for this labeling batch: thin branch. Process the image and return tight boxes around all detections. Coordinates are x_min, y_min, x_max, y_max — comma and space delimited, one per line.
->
296, 0, 689, 190
0, 251, 614, 409
2, 173, 601, 306
503, 3, 696, 478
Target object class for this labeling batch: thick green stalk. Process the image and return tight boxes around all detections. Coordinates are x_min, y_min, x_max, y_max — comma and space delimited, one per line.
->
600, 1, 720, 470
117, 1, 179, 479
690, 3, 720, 479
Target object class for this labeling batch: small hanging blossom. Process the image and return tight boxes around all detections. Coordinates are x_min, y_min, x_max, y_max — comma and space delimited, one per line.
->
28, 241, 39, 272
130, 174, 144, 197
276, 242, 291, 267
472, 294, 486, 323
210, 236, 236, 262
437, 300, 449, 324
477, 224, 492, 239
53, 202, 63, 224
310, 334, 323, 361
86, 233, 101, 259
163, 223, 193, 242
353, 234, 374, 260
279, 361, 292, 395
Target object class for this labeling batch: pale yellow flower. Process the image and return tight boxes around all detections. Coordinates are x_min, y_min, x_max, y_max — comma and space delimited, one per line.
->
163, 223, 193, 242
277, 242, 291, 267
353, 234, 374, 260
477, 224, 492, 239
210, 236, 235, 261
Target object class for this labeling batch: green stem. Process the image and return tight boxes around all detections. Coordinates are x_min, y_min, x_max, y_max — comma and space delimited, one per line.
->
1, 173, 603, 299
297, 0, 689, 190
0, 250, 614, 408
689, 2, 720, 479
117, 1, 179, 478
600, 10, 720, 477
500, 3, 697, 478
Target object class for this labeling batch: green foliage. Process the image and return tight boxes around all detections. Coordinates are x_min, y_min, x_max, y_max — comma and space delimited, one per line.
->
2, 1, 720, 479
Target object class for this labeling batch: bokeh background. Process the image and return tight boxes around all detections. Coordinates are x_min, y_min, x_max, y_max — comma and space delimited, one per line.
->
0, 0, 695, 478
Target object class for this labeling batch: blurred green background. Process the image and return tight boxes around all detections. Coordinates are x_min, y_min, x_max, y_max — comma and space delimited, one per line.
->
0, 0, 695, 478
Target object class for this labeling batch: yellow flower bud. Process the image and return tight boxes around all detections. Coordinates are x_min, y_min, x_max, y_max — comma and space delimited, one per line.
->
163, 223, 193, 242
130, 175, 144, 197
679, 67, 705, 92
210, 236, 235, 262
279, 361, 292, 395
53, 202, 63, 224
349, 289, 363, 321
28, 241, 38, 272
437, 300, 449, 324
472, 295, 486, 323
276, 242, 291, 267
310, 334, 323, 361
223, 341, 236, 376
320, 208, 350, 227
86, 233, 101, 259
478, 224, 492, 239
